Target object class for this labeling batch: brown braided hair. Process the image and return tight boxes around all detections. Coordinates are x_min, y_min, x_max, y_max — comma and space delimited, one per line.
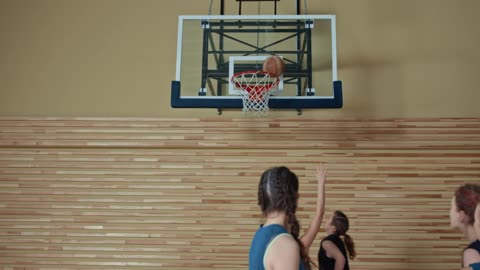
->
258, 166, 311, 268
331, 210, 356, 260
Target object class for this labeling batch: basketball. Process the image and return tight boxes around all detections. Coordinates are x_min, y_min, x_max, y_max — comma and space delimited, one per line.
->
262, 55, 285, 77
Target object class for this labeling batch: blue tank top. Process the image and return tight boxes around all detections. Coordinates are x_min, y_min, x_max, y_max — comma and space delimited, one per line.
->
471, 263, 480, 270
249, 224, 306, 270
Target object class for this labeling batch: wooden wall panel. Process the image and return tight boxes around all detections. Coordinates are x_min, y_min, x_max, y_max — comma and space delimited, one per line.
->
0, 117, 479, 269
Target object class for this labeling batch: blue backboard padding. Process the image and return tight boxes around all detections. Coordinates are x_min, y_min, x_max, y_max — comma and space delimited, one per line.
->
171, 81, 342, 109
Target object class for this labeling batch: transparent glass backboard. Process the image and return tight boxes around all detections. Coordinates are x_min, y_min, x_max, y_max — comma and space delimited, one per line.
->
174, 15, 337, 98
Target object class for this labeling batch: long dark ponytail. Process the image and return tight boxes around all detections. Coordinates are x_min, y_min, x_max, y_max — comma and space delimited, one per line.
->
258, 166, 311, 268
331, 210, 356, 260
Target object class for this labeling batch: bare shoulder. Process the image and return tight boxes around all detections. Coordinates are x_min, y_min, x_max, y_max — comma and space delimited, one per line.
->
463, 248, 480, 267
322, 240, 344, 261
275, 234, 299, 250
321, 239, 336, 249
265, 234, 300, 270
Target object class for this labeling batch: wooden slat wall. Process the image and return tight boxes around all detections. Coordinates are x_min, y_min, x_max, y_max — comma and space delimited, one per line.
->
0, 117, 479, 270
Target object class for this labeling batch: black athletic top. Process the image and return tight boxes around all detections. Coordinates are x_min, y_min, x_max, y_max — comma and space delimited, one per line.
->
318, 234, 349, 270
466, 239, 480, 253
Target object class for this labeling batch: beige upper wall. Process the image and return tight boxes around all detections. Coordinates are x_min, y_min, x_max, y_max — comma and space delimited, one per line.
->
0, 0, 479, 118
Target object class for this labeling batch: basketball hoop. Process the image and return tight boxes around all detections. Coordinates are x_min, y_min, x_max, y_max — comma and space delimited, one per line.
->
231, 71, 279, 117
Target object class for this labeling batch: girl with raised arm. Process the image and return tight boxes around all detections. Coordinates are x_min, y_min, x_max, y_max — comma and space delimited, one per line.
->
300, 164, 327, 261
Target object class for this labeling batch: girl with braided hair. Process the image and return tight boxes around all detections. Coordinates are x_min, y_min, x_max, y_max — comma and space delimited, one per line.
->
450, 184, 480, 268
249, 164, 327, 270
318, 210, 356, 270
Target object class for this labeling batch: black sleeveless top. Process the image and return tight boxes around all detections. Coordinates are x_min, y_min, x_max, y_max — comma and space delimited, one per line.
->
318, 234, 349, 270
466, 239, 480, 253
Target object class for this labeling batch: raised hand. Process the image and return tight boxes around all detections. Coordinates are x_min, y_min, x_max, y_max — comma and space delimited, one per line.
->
300, 163, 327, 251
316, 163, 327, 186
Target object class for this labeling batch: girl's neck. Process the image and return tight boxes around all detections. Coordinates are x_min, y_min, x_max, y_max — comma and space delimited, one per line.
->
264, 211, 288, 229
462, 225, 478, 243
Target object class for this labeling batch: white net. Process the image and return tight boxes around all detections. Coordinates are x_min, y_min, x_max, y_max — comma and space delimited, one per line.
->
231, 71, 279, 117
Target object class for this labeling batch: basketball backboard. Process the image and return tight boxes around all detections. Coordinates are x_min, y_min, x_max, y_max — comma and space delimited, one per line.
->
171, 15, 342, 112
